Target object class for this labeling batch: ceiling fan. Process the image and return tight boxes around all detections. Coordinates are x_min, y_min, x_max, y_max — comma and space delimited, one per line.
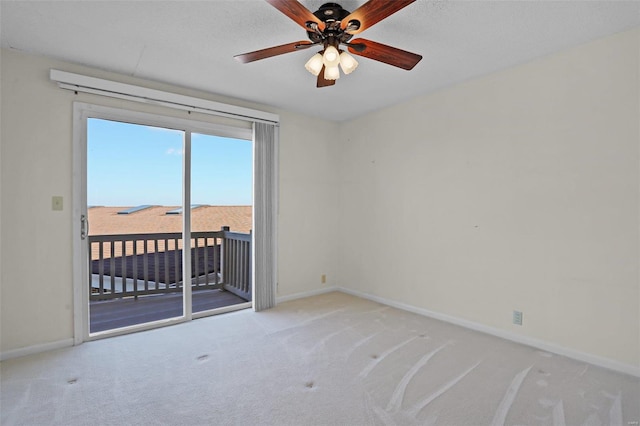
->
234, 0, 423, 88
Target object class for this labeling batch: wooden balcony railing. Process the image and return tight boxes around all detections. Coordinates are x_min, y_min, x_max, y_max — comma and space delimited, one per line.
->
89, 226, 251, 302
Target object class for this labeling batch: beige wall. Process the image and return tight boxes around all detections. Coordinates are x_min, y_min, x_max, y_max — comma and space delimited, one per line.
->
337, 28, 640, 367
0, 48, 339, 353
2, 28, 639, 370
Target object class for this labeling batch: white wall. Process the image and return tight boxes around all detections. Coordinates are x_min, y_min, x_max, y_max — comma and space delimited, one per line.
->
337, 28, 639, 368
278, 113, 341, 296
0, 48, 339, 354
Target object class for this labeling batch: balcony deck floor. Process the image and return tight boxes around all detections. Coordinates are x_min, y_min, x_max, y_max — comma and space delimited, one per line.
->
90, 289, 248, 333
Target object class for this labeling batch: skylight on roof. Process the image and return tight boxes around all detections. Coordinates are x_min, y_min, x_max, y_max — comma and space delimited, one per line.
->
117, 205, 153, 215
165, 205, 203, 215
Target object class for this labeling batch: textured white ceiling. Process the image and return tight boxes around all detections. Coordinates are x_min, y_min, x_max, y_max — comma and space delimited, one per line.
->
2, 1, 639, 121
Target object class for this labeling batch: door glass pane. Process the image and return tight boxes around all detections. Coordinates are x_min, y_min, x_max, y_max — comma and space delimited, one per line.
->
190, 133, 253, 313
87, 119, 184, 333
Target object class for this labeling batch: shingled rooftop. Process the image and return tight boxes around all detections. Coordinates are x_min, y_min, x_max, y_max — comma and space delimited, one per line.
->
88, 205, 252, 235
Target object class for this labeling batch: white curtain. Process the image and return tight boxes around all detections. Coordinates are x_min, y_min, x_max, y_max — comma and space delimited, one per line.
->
252, 122, 278, 311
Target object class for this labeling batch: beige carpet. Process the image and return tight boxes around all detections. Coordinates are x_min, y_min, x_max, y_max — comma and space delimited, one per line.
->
1, 292, 638, 425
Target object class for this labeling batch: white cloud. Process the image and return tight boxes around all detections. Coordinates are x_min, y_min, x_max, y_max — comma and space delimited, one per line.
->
166, 148, 184, 156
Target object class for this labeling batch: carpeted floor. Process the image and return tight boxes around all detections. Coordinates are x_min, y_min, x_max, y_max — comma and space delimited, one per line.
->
1, 292, 638, 425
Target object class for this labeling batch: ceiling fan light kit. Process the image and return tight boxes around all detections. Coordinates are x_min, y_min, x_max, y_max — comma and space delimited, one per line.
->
234, 0, 422, 88
303, 46, 357, 79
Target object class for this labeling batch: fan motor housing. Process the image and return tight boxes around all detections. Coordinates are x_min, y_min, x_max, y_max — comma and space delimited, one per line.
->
307, 3, 354, 44
313, 3, 350, 22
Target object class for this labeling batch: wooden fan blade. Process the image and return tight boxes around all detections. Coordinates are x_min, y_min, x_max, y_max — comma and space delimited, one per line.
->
348, 38, 422, 70
341, 0, 416, 34
234, 41, 313, 64
317, 66, 336, 88
265, 0, 325, 31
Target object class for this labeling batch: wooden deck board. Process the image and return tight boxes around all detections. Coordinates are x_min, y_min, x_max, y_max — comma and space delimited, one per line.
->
90, 290, 248, 333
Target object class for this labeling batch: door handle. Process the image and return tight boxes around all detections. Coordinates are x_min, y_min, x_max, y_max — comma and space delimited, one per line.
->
81, 214, 89, 240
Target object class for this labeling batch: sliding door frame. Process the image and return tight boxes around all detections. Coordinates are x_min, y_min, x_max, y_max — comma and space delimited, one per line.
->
72, 102, 254, 343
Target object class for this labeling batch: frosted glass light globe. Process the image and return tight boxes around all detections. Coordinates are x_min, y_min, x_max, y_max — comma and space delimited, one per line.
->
339, 51, 358, 75
324, 65, 340, 80
322, 46, 340, 67
305, 53, 323, 76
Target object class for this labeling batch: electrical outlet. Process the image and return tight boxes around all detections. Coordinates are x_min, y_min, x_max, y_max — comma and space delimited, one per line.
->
513, 310, 523, 326
321, 274, 326, 284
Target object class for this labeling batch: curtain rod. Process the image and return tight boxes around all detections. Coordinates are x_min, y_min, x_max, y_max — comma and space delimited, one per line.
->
50, 69, 280, 125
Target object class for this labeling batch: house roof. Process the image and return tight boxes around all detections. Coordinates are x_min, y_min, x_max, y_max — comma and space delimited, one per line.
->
88, 205, 252, 236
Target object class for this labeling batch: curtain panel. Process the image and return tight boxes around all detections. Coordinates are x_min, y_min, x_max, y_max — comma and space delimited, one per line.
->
253, 122, 278, 311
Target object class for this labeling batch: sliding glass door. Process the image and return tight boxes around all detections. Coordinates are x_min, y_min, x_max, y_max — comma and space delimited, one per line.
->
80, 107, 254, 337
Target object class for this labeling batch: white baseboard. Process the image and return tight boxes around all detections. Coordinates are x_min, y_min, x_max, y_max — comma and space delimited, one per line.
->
0, 338, 74, 362
276, 286, 339, 304
337, 287, 640, 378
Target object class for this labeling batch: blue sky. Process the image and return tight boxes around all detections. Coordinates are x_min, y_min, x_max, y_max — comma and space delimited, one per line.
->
88, 118, 252, 206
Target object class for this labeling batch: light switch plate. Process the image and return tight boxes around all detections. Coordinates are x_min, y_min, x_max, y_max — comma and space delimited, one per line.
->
52, 196, 63, 211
